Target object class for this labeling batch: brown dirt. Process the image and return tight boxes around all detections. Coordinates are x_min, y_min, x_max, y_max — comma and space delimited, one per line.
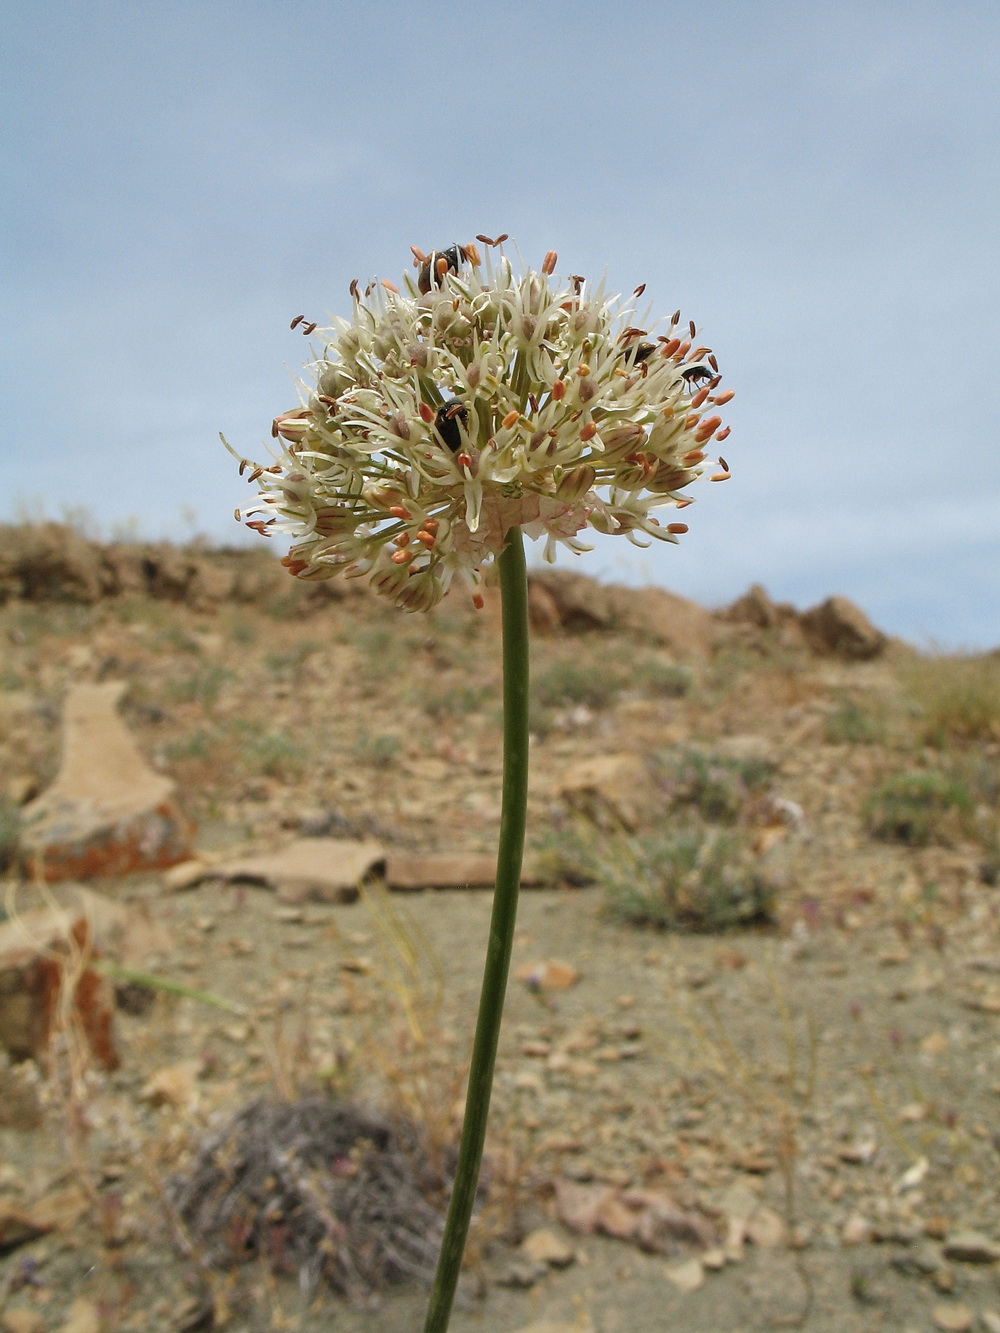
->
1, 540, 999, 1333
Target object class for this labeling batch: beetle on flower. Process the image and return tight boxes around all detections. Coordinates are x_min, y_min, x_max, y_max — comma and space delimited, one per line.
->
228, 239, 732, 611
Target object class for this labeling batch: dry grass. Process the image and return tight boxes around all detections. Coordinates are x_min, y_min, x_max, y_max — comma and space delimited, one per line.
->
901, 652, 1000, 746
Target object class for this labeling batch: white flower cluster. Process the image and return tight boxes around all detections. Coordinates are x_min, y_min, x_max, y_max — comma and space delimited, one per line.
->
230, 240, 733, 611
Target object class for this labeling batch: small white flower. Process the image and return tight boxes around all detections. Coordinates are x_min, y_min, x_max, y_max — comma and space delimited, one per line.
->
229, 240, 733, 610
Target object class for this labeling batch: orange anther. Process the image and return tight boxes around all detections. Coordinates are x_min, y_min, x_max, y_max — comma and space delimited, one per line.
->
551, 379, 566, 400
576, 363, 591, 377
436, 256, 449, 277
713, 389, 735, 405
667, 523, 689, 534
393, 532, 410, 547
682, 449, 706, 464
676, 340, 691, 358
410, 245, 428, 262
676, 498, 694, 508
417, 530, 436, 547
710, 472, 731, 482
423, 517, 439, 532
389, 505, 410, 519
690, 386, 710, 409
382, 279, 399, 294
464, 241, 482, 266
715, 426, 731, 441
686, 414, 701, 430
502, 410, 520, 429
472, 592, 485, 609
391, 549, 411, 564
662, 405, 675, 419
457, 451, 472, 468
419, 402, 434, 423
660, 338, 681, 357
542, 249, 558, 274
580, 422, 598, 442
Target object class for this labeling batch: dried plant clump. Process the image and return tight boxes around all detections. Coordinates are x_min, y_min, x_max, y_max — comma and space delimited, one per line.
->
169, 1096, 448, 1297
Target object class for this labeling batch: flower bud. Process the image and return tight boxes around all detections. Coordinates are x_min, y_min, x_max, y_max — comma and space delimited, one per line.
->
556, 465, 596, 502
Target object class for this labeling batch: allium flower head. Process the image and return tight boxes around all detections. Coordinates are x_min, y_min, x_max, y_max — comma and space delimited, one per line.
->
229, 239, 733, 611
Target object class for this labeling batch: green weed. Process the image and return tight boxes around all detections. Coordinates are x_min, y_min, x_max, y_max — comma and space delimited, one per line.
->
902, 653, 1000, 746
167, 663, 232, 708
863, 770, 975, 846
651, 748, 776, 823
352, 734, 401, 768
601, 827, 776, 931
823, 699, 886, 745
532, 659, 624, 711
630, 658, 692, 699
244, 730, 308, 780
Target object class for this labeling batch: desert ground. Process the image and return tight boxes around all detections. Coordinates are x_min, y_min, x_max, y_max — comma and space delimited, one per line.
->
1, 524, 999, 1333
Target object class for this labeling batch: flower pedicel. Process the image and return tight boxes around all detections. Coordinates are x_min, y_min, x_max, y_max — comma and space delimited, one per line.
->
229, 238, 732, 607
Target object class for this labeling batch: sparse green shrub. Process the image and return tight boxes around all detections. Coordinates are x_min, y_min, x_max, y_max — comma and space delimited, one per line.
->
265, 640, 320, 675
167, 663, 232, 708
352, 734, 400, 768
163, 730, 215, 763
529, 826, 598, 887
630, 658, 692, 699
601, 828, 776, 931
823, 699, 886, 745
229, 619, 257, 645
902, 653, 1000, 746
244, 730, 308, 779
863, 770, 975, 846
532, 659, 624, 711
419, 683, 489, 721
651, 748, 776, 823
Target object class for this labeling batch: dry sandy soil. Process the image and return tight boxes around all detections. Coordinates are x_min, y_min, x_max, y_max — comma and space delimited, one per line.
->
1, 535, 999, 1333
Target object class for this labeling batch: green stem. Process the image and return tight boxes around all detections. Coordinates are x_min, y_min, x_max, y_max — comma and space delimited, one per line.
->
423, 527, 530, 1333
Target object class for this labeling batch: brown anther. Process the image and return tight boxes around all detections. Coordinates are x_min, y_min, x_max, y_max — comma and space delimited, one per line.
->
393, 533, 410, 547
239, 459, 247, 476
688, 320, 697, 338
715, 426, 731, 441
570, 275, 584, 294
382, 280, 399, 294
670, 309, 681, 326
542, 250, 558, 275
689, 346, 711, 361
551, 379, 566, 400
270, 420, 279, 438
417, 530, 436, 547
234, 508, 241, 521
713, 389, 735, 405
577, 364, 591, 377
290, 315, 304, 329
472, 592, 485, 609
418, 402, 434, 423
667, 523, 689, 534
349, 279, 360, 299
457, 451, 472, 468
364, 282, 375, 297
389, 505, 410, 519
580, 422, 598, 442
528, 392, 539, 413
411, 245, 428, 262
495, 233, 509, 245
301, 322, 317, 335
708, 354, 719, 372
718, 456, 729, 472
502, 410, 520, 429
660, 338, 681, 357
390, 549, 411, 564
633, 283, 646, 297
464, 241, 482, 266
710, 472, 731, 482
248, 466, 264, 482
476, 234, 495, 246
690, 386, 711, 409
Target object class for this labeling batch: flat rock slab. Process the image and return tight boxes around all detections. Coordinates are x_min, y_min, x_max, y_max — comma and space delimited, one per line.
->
20, 681, 193, 880
385, 852, 544, 891
214, 838, 385, 903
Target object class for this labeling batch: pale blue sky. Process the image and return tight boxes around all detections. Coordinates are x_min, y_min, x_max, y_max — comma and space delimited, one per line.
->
3, 1, 998, 645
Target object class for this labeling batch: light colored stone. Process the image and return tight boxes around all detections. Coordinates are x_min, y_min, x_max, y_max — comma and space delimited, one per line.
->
20, 681, 193, 880
139, 1060, 200, 1109
701, 1247, 726, 1270
515, 959, 580, 992
558, 753, 652, 831
520, 1228, 575, 1268
942, 1231, 1000, 1264
842, 1213, 873, 1245
932, 1304, 973, 1332
512, 1323, 593, 1333
386, 852, 543, 891
2, 1309, 47, 1333
162, 858, 213, 891
664, 1256, 705, 1292
214, 837, 385, 903
57, 1298, 101, 1333
979, 1311, 1000, 1333
746, 1204, 786, 1248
